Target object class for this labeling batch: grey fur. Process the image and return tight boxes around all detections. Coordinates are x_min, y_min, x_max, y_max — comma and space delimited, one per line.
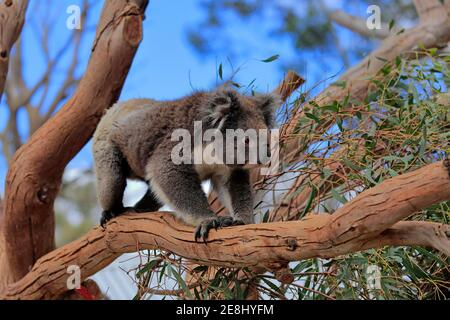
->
92, 89, 280, 239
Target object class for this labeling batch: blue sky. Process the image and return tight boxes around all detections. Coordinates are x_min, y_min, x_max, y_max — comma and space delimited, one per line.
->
0, 0, 356, 190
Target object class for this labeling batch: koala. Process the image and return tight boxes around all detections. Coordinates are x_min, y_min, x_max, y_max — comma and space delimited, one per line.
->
92, 88, 280, 241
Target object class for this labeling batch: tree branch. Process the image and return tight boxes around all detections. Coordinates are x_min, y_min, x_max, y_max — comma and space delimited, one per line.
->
360, 221, 450, 254
282, 0, 450, 159
0, 0, 28, 101
328, 10, 392, 39
271, 138, 389, 222
1, 161, 448, 299
413, 0, 443, 24
272, 70, 305, 102
0, 0, 149, 287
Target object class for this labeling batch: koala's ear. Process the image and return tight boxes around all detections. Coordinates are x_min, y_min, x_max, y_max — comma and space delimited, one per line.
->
254, 93, 282, 127
203, 90, 239, 128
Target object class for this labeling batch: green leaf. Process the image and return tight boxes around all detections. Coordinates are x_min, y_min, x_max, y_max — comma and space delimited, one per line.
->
168, 265, 193, 299
193, 287, 201, 300
419, 126, 427, 156
387, 168, 399, 177
302, 187, 317, 216
305, 112, 320, 123
415, 247, 446, 265
332, 80, 347, 88
322, 167, 332, 179
367, 91, 379, 103
343, 94, 350, 107
336, 116, 343, 131
342, 157, 363, 171
136, 259, 160, 278
309, 100, 320, 108
401, 254, 429, 280
262, 209, 270, 223
261, 54, 280, 63
388, 19, 395, 31
331, 188, 347, 204
321, 101, 340, 113
261, 278, 283, 294
428, 47, 437, 56
363, 169, 377, 185
192, 265, 208, 273
395, 56, 402, 68
218, 63, 223, 80
158, 262, 167, 284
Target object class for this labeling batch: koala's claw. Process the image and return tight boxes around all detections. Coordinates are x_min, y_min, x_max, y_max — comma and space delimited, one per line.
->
100, 207, 137, 228
194, 216, 243, 242
100, 210, 115, 228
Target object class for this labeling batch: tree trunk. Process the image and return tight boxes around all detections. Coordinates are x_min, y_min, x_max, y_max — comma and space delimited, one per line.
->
0, 0, 149, 289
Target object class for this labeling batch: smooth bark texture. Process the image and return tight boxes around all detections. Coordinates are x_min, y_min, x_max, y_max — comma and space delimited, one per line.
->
1, 161, 449, 299
0, 0, 149, 287
328, 10, 393, 39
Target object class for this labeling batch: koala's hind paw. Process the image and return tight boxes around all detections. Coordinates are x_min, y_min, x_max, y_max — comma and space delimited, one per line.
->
194, 216, 244, 242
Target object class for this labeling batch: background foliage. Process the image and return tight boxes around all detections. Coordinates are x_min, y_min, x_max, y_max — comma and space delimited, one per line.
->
135, 51, 449, 300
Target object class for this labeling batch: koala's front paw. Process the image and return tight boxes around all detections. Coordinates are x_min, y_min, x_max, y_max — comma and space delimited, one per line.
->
194, 216, 245, 242
100, 207, 137, 227
100, 210, 115, 228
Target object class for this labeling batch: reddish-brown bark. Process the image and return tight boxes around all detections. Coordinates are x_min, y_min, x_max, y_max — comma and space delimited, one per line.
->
0, 0, 149, 286
0, 0, 29, 100
1, 161, 449, 299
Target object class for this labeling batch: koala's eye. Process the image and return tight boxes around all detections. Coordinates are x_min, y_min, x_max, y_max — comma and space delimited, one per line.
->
214, 97, 229, 105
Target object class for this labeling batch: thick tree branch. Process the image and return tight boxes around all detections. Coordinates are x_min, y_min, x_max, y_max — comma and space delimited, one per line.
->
1, 218, 448, 300
360, 221, 450, 255
0, 0, 28, 100
0, 0, 149, 287
1, 161, 449, 299
326, 161, 450, 245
